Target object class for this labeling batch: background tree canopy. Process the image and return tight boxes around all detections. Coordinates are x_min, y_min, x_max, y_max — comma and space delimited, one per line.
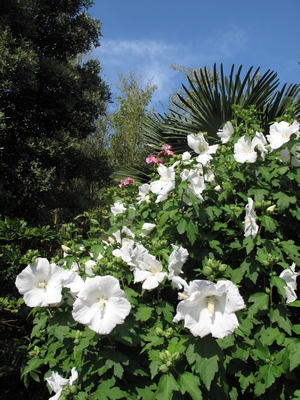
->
0, 0, 112, 225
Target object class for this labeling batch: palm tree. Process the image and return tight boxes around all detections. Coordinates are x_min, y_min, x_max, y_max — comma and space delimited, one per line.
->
115, 64, 300, 181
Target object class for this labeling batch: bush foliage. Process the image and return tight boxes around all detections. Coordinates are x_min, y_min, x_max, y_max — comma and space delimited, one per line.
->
10, 107, 300, 399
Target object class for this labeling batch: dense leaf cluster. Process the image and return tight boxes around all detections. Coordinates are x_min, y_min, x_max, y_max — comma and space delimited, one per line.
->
0, 0, 111, 224
11, 107, 300, 399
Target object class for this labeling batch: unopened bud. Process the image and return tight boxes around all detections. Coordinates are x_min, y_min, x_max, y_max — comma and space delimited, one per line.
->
107, 236, 115, 245
171, 352, 180, 361
218, 264, 227, 272
203, 266, 213, 276
159, 364, 169, 373
266, 205, 276, 213
165, 328, 173, 338
61, 245, 71, 253
69, 385, 77, 394
156, 327, 164, 336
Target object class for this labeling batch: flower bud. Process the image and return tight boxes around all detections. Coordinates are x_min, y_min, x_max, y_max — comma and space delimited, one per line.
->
171, 352, 180, 361
156, 327, 164, 336
107, 236, 115, 245
203, 266, 213, 276
266, 205, 276, 213
159, 364, 169, 373
69, 385, 77, 394
164, 328, 173, 338
61, 245, 71, 253
218, 264, 227, 272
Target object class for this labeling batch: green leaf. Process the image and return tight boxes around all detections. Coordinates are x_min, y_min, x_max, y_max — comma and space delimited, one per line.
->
287, 339, 300, 371
149, 360, 161, 379
259, 327, 285, 346
232, 171, 246, 182
141, 336, 164, 353
280, 240, 300, 263
31, 314, 48, 338
273, 192, 296, 210
135, 305, 153, 321
287, 300, 300, 307
177, 218, 188, 235
209, 239, 223, 255
195, 354, 219, 391
243, 236, 255, 255
293, 390, 300, 400
22, 358, 44, 377
156, 300, 174, 322
156, 373, 180, 400
255, 364, 282, 395
95, 377, 125, 400
252, 340, 270, 361
248, 292, 269, 317
179, 372, 203, 400
136, 383, 157, 400
187, 336, 223, 391
186, 219, 198, 245
260, 215, 277, 232
270, 276, 288, 298
292, 324, 300, 334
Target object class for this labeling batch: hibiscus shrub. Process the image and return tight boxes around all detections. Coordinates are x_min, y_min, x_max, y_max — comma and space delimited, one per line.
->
15, 107, 300, 399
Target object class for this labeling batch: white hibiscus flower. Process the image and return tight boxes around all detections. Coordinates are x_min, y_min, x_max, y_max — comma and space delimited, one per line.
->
173, 280, 245, 339
72, 275, 131, 335
15, 258, 66, 307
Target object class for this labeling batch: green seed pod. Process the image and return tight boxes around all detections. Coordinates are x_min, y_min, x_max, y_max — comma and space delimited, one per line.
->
218, 264, 227, 272
156, 327, 164, 336
69, 385, 77, 394
203, 266, 213, 276
171, 352, 180, 361
164, 328, 173, 338
159, 364, 169, 373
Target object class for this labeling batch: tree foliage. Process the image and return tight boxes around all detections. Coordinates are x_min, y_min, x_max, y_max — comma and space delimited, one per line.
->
109, 70, 157, 174
143, 64, 300, 155
0, 0, 111, 224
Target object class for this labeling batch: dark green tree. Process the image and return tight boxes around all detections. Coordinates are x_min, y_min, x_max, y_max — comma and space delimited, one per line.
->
0, 0, 111, 225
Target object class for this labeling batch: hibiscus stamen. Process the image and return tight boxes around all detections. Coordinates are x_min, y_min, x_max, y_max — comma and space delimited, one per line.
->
39, 281, 47, 288
149, 267, 157, 275
97, 297, 107, 309
178, 293, 189, 300
198, 143, 206, 153
206, 295, 216, 317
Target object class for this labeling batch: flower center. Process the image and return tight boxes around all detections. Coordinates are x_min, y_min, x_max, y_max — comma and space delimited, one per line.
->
97, 297, 107, 309
149, 267, 157, 275
198, 143, 206, 153
178, 293, 189, 300
161, 177, 170, 182
172, 265, 182, 274
206, 295, 216, 317
38, 281, 47, 289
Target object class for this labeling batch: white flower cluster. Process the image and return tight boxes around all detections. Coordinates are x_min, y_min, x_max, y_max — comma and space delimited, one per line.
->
106, 224, 246, 339
15, 258, 131, 336
232, 120, 299, 164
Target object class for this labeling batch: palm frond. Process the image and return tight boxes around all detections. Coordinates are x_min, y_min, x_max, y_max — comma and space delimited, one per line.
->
113, 63, 300, 181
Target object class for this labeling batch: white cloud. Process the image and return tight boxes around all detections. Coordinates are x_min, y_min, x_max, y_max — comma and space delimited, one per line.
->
94, 27, 247, 109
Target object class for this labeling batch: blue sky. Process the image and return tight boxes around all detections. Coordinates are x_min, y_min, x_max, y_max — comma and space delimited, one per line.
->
90, 0, 299, 110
